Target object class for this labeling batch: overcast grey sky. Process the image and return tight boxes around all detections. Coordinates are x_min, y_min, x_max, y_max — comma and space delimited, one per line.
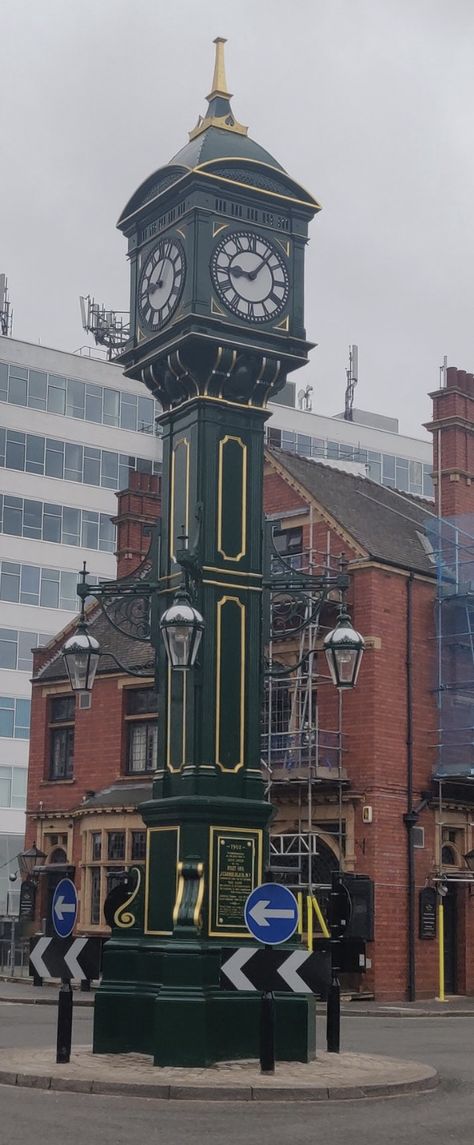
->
1, 0, 474, 436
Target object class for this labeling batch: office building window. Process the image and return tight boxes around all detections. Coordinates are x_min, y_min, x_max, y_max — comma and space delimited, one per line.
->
0, 494, 116, 553
0, 629, 50, 671
0, 425, 160, 490
49, 695, 75, 780
263, 428, 433, 498
125, 688, 158, 774
0, 767, 27, 809
0, 697, 31, 739
0, 561, 98, 612
0, 358, 159, 435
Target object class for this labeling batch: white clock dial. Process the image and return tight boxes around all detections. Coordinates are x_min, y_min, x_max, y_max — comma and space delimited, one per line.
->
138, 237, 185, 332
210, 231, 289, 323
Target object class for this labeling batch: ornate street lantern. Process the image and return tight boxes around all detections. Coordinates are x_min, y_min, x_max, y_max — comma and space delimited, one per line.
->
160, 589, 204, 670
17, 843, 46, 880
324, 609, 365, 690
63, 623, 100, 693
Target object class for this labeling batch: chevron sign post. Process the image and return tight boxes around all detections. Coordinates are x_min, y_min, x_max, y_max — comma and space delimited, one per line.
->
29, 935, 102, 981
220, 946, 331, 994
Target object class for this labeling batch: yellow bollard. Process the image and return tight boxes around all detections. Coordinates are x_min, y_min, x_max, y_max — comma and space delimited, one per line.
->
297, 891, 303, 936
306, 895, 313, 951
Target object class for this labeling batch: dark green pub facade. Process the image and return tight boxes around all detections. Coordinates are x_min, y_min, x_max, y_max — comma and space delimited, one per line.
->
93, 38, 320, 1066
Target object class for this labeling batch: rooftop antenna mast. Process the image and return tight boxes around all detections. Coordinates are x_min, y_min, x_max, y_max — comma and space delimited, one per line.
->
79, 295, 130, 360
0, 275, 13, 336
344, 344, 358, 421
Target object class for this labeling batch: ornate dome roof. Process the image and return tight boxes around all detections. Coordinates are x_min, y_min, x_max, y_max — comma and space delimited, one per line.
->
118, 38, 320, 228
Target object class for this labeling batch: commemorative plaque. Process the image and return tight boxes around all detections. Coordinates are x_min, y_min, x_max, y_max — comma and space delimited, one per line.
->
208, 827, 262, 937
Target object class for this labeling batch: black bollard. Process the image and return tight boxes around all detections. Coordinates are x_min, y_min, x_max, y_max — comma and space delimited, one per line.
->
56, 979, 73, 1064
260, 943, 275, 1073
260, 990, 275, 1073
326, 968, 340, 1053
32, 970, 43, 988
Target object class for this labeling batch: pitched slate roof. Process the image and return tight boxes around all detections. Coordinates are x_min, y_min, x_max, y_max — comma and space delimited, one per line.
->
80, 782, 153, 810
267, 449, 436, 577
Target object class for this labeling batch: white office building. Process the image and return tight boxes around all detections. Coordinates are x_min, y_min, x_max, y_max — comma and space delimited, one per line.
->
0, 336, 159, 911
0, 334, 432, 910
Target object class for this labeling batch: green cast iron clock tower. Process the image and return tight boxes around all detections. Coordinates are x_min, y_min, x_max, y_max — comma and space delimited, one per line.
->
93, 38, 321, 1067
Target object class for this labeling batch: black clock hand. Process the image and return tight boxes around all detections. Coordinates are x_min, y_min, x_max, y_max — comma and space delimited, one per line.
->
229, 264, 254, 280
149, 260, 166, 292
248, 254, 273, 280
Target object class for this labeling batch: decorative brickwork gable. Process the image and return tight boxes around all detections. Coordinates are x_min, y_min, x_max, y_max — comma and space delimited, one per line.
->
113, 471, 161, 578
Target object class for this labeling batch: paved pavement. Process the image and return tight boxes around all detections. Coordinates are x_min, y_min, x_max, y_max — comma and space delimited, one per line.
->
0, 1043, 438, 1101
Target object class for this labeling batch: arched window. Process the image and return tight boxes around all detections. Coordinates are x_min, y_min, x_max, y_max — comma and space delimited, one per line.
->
441, 843, 459, 867
48, 847, 67, 865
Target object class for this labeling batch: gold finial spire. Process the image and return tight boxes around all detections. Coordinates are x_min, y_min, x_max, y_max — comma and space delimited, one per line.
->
188, 37, 248, 142
208, 37, 231, 99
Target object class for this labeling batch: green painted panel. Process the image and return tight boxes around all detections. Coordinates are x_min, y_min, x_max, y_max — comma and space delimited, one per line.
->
167, 667, 186, 773
145, 826, 179, 935
171, 436, 190, 562
216, 596, 244, 771
218, 435, 247, 561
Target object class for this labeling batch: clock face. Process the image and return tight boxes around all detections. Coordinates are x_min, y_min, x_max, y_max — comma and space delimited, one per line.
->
210, 230, 289, 323
138, 237, 185, 332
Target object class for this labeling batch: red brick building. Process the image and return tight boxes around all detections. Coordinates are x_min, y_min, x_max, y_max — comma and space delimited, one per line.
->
25, 372, 474, 999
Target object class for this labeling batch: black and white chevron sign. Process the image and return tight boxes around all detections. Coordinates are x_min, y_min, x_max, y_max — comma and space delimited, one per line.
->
220, 947, 331, 994
29, 935, 103, 981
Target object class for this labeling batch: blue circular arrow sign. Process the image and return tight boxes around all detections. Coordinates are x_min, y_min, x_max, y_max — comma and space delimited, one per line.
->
52, 878, 77, 939
244, 883, 299, 945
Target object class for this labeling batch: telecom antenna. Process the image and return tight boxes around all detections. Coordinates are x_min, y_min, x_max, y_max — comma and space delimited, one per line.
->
439, 354, 448, 388
297, 384, 313, 411
344, 344, 358, 421
0, 274, 13, 336
79, 295, 130, 360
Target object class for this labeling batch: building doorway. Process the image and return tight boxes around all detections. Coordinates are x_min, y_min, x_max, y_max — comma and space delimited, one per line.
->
443, 885, 457, 995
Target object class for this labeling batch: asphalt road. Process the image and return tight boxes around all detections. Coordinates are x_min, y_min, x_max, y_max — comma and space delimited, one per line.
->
0, 1005, 472, 1144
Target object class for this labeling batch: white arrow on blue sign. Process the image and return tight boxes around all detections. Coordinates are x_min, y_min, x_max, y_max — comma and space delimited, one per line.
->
52, 878, 77, 939
244, 883, 299, 945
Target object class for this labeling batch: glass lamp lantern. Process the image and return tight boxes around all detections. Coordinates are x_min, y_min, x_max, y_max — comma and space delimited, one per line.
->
324, 609, 365, 690
160, 590, 204, 670
18, 843, 46, 880
63, 624, 100, 693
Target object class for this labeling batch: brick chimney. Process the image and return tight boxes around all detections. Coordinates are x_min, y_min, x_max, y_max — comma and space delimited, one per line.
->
426, 366, 474, 518
113, 470, 161, 578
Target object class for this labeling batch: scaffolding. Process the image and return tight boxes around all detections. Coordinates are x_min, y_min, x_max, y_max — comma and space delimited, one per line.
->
262, 513, 348, 907
424, 512, 474, 883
